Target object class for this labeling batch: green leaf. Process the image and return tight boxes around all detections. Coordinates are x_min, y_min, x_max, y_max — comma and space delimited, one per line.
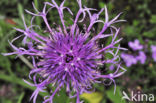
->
124, 26, 135, 36
99, 2, 105, 8
34, 0, 41, 26
101, 99, 106, 103
18, 3, 23, 17
106, 86, 126, 103
0, 74, 48, 97
53, 88, 69, 103
93, 83, 104, 92
143, 31, 155, 38
0, 19, 13, 34
80, 92, 103, 103
17, 92, 25, 103
150, 15, 156, 24
133, 20, 139, 26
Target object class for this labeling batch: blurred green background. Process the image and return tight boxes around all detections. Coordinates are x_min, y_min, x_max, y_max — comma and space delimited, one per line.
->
0, 0, 156, 103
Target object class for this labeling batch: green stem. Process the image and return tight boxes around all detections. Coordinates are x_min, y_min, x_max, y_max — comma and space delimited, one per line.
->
34, 0, 41, 26
0, 74, 48, 97
19, 55, 33, 69
1, 29, 16, 76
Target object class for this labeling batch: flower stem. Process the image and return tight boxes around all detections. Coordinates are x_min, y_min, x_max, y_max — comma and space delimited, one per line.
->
0, 74, 48, 97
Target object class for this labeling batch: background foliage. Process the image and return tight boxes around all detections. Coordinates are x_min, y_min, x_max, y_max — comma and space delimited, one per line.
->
0, 0, 156, 103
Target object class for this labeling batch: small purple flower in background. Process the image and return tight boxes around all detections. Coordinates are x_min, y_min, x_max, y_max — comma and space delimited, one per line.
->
3, 0, 126, 103
121, 38, 147, 67
136, 51, 146, 64
121, 53, 137, 67
128, 39, 143, 51
151, 45, 156, 62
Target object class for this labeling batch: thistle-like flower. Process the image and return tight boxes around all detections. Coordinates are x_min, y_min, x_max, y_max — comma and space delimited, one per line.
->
3, 0, 126, 103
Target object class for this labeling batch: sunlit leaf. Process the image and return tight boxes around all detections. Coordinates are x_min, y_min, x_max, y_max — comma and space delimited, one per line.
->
81, 92, 103, 103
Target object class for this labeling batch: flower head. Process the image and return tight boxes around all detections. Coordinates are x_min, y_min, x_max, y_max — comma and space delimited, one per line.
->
128, 39, 143, 51
3, 0, 126, 103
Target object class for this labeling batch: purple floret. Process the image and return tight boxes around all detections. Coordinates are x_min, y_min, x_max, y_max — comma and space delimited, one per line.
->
128, 39, 143, 51
121, 53, 137, 67
151, 45, 156, 62
136, 51, 146, 64
3, 0, 126, 103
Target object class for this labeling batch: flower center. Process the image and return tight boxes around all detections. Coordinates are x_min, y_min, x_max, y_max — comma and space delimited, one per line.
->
65, 54, 74, 63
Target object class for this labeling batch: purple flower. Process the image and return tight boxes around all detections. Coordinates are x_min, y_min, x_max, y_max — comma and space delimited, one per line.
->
151, 45, 156, 62
128, 39, 143, 51
136, 51, 146, 64
3, 0, 126, 103
121, 53, 137, 67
